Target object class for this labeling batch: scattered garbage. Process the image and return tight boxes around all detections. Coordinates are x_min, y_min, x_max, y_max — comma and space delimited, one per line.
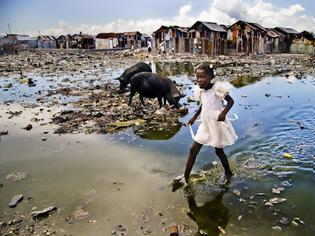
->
283, 153, 293, 159
291, 217, 305, 226
0, 130, 9, 135
272, 226, 282, 231
9, 194, 23, 208
31, 206, 57, 219
266, 197, 287, 206
169, 224, 178, 236
280, 181, 292, 188
233, 189, 241, 197
23, 124, 33, 131
218, 226, 226, 234
5, 172, 28, 181
110, 119, 145, 128
272, 187, 285, 194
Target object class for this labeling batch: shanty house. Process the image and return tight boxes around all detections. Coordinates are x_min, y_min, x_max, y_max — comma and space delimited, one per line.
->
2, 34, 37, 50
265, 29, 282, 53
70, 33, 94, 49
227, 20, 267, 55
290, 31, 314, 54
56, 34, 72, 49
171, 26, 188, 53
273, 27, 299, 53
124, 31, 142, 49
141, 34, 151, 48
95, 33, 126, 49
153, 25, 188, 53
37, 35, 56, 48
188, 21, 227, 56
153, 25, 170, 51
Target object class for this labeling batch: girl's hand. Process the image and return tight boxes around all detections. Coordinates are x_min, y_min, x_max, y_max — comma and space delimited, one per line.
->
188, 117, 196, 125
217, 113, 226, 122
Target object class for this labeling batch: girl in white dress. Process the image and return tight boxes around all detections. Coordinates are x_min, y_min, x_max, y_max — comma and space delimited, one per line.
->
182, 63, 238, 184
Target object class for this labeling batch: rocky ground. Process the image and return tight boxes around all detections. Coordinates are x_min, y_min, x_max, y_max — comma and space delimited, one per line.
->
0, 49, 314, 79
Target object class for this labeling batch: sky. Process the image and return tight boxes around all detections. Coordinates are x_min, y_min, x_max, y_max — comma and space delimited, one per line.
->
0, 0, 314, 36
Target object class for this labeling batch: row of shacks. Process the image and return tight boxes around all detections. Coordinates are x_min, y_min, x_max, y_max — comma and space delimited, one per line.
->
1, 20, 314, 55
153, 20, 315, 55
0, 31, 151, 53
55, 32, 151, 49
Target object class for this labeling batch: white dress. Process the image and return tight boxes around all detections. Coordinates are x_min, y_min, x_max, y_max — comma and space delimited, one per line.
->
192, 81, 238, 148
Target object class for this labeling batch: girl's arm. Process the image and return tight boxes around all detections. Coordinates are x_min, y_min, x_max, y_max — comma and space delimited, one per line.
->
218, 95, 234, 121
188, 105, 202, 125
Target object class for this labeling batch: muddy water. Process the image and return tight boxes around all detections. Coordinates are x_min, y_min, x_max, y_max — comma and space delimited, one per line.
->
1, 62, 315, 235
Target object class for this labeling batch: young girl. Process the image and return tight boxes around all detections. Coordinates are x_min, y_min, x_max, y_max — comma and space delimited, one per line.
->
178, 63, 238, 185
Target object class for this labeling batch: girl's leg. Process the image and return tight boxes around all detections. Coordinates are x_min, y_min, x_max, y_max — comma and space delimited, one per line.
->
184, 141, 202, 182
215, 147, 233, 177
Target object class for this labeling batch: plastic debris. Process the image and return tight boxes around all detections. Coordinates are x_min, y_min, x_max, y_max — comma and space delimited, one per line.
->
31, 206, 57, 219
283, 153, 293, 159
169, 224, 178, 236
272, 226, 282, 231
280, 181, 292, 188
272, 187, 285, 194
110, 119, 145, 128
233, 189, 241, 197
9, 194, 23, 208
269, 197, 287, 204
292, 217, 304, 226
280, 217, 290, 225
218, 226, 226, 234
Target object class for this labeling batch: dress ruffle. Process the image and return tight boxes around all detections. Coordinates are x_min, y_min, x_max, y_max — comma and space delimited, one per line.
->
213, 81, 233, 100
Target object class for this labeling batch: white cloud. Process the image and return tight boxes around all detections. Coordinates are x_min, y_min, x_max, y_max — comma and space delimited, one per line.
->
12, 0, 315, 36
212, 0, 247, 20
279, 4, 304, 16
179, 5, 191, 16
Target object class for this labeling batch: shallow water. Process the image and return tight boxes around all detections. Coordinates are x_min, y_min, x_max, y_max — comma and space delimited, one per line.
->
1, 62, 315, 235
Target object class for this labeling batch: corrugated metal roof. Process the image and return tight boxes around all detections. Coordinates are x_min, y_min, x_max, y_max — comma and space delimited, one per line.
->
275, 27, 299, 35
153, 26, 169, 33
248, 22, 267, 32
169, 25, 188, 32
124, 31, 141, 36
299, 31, 314, 40
57, 34, 72, 40
201, 22, 227, 32
229, 20, 256, 30
96, 33, 119, 39
220, 24, 229, 30
16, 35, 34, 41
80, 34, 94, 39
38, 35, 56, 40
267, 29, 280, 38
176, 27, 188, 33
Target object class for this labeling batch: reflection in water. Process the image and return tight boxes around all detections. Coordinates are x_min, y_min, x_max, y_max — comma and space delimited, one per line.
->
138, 125, 181, 140
230, 74, 260, 88
154, 61, 195, 76
186, 188, 229, 236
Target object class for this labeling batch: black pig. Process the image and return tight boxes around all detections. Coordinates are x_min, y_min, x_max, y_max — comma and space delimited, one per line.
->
116, 62, 152, 91
129, 72, 184, 108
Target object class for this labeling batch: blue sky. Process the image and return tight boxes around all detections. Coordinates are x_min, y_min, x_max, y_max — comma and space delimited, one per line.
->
0, 0, 314, 35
